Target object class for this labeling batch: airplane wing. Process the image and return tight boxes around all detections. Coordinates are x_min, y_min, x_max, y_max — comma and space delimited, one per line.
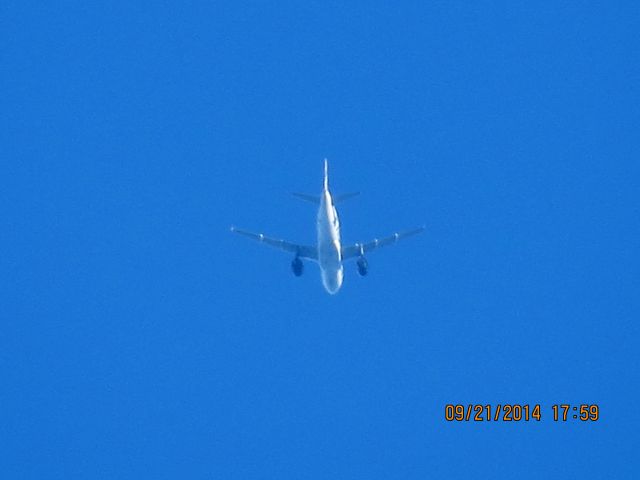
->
230, 227, 318, 261
341, 227, 425, 260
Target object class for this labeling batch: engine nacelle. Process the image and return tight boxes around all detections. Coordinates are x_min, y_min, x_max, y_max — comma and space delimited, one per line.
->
291, 257, 304, 276
356, 256, 368, 276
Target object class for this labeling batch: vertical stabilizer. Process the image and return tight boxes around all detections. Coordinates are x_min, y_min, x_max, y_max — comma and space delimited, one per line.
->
323, 158, 329, 191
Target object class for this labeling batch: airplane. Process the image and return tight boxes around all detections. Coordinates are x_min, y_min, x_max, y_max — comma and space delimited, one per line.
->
231, 160, 424, 294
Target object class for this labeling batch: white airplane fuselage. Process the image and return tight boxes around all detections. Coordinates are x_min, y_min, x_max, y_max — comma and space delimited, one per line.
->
317, 177, 343, 294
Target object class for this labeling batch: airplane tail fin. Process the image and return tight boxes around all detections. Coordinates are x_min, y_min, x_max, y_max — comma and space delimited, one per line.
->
323, 158, 329, 191
293, 160, 357, 205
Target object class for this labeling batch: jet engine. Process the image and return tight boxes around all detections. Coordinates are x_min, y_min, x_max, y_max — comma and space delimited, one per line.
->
356, 256, 368, 276
291, 256, 304, 276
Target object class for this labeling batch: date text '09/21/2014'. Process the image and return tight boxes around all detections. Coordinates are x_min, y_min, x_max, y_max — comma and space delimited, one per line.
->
444, 404, 600, 422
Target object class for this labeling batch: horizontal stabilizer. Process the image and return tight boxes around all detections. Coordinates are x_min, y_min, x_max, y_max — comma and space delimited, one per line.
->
292, 191, 360, 205
333, 192, 360, 204
292, 192, 320, 204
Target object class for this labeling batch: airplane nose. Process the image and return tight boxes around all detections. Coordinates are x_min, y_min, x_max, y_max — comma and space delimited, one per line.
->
322, 269, 343, 294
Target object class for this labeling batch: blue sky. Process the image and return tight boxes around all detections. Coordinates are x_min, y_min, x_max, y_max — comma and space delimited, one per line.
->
2, 1, 638, 478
